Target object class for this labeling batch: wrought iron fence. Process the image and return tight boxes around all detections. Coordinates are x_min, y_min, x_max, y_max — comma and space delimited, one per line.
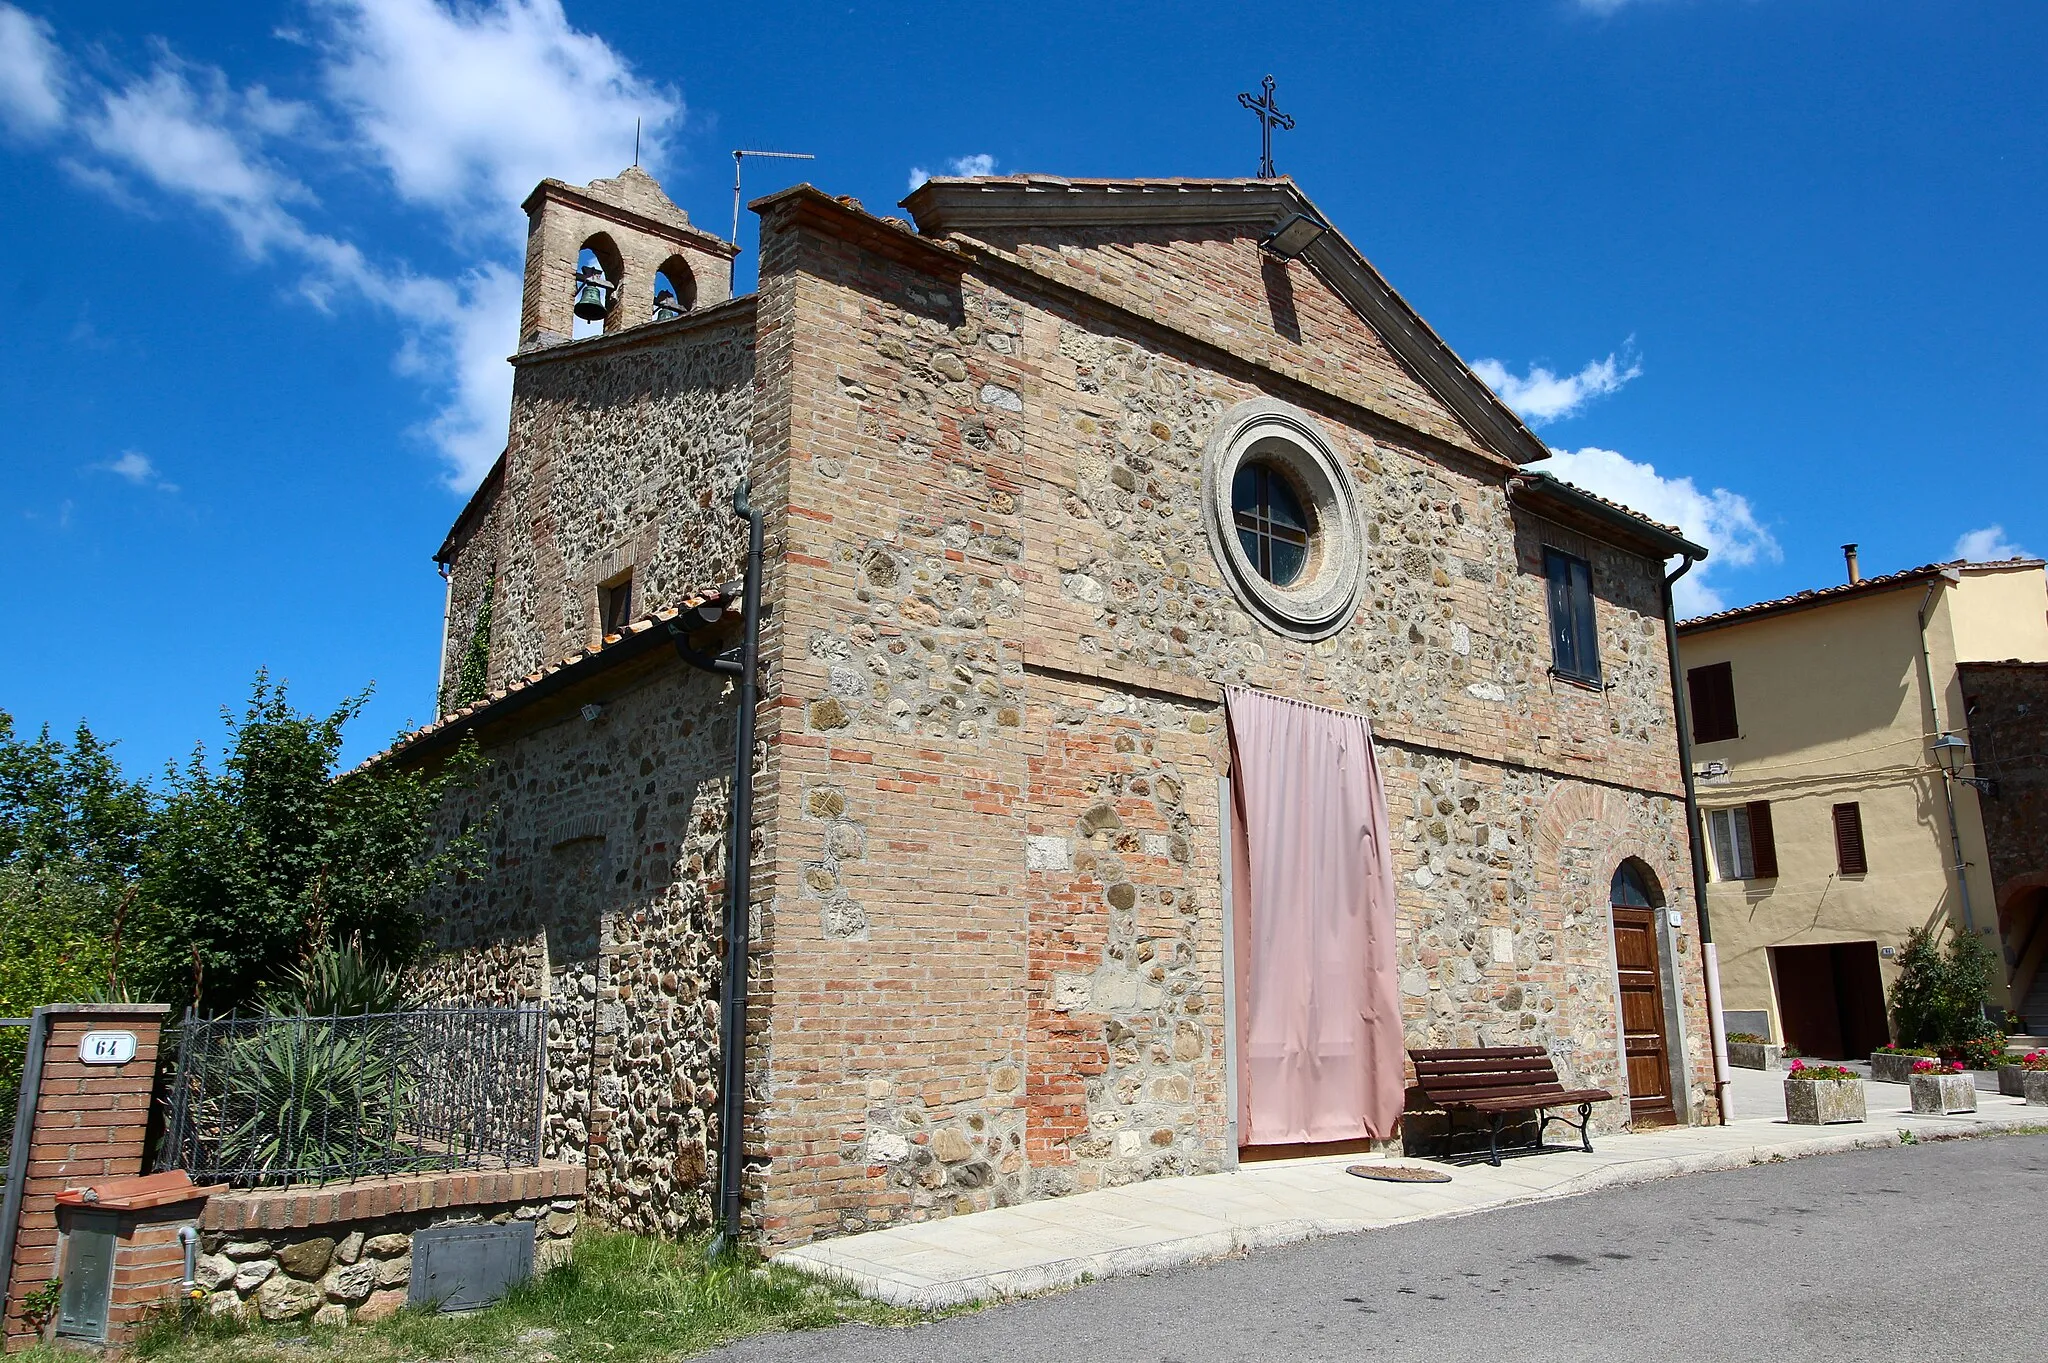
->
0, 1018, 30, 1174
158, 1007, 544, 1188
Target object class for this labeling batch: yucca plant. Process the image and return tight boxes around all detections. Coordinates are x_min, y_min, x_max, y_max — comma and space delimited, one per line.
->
265, 935, 414, 1016
215, 1013, 410, 1181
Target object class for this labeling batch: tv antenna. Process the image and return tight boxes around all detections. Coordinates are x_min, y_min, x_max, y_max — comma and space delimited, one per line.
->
732, 149, 817, 242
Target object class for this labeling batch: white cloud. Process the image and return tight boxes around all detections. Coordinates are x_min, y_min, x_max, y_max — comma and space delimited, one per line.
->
1473, 348, 1641, 425
1543, 445, 1780, 614
1951, 525, 2031, 563
313, 0, 680, 237
908, 152, 998, 191
0, 4, 65, 134
11, 2, 679, 490
95, 450, 179, 492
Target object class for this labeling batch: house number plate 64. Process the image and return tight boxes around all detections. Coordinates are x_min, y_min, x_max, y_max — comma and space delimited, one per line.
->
78, 1031, 137, 1065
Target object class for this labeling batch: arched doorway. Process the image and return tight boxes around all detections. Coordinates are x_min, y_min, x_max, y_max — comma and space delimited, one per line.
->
1611, 860, 1676, 1127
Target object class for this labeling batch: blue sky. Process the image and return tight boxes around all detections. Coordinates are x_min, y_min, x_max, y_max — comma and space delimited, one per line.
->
2, 0, 2043, 776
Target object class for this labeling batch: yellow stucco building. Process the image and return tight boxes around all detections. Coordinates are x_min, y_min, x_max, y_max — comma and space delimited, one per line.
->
1676, 553, 2048, 1057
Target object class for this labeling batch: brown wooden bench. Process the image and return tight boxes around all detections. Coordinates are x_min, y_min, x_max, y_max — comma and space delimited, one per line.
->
1409, 1046, 1613, 1167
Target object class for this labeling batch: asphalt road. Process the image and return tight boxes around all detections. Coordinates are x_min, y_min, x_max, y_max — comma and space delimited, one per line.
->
707, 1134, 2048, 1363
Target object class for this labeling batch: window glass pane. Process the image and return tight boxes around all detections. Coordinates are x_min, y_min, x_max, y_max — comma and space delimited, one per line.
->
1267, 537, 1306, 585
1708, 808, 1754, 881
1232, 464, 1258, 510
1571, 558, 1599, 680
1264, 470, 1309, 532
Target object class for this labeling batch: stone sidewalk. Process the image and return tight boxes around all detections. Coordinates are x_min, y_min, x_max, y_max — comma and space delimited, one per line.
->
775, 1068, 2046, 1308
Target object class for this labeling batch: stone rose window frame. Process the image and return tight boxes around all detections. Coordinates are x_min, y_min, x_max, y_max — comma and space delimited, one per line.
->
1201, 397, 1365, 640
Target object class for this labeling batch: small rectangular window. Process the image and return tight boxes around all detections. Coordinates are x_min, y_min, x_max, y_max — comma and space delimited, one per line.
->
1707, 806, 1754, 881
1832, 802, 1868, 876
1687, 661, 1739, 744
1543, 548, 1600, 683
600, 574, 634, 636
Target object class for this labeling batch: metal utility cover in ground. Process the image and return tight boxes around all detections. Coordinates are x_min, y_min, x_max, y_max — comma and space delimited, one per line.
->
407, 1222, 535, 1311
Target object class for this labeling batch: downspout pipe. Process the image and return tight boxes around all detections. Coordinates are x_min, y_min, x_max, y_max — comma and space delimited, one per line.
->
669, 481, 764, 1256
1663, 555, 1731, 1124
1916, 578, 1977, 935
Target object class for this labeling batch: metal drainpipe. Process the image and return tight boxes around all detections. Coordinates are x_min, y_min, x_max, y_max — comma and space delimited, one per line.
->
669, 482, 764, 1256
1916, 580, 1977, 935
1663, 557, 1731, 1124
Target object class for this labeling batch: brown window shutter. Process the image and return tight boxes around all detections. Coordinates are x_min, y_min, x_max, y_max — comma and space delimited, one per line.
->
1687, 662, 1738, 744
1832, 803, 1867, 875
1747, 801, 1778, 879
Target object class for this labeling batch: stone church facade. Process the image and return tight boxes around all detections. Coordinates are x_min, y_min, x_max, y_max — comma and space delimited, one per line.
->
386, 166, 1716, 1248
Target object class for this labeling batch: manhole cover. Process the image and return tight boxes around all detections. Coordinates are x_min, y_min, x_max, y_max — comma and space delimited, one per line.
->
1346, 1164, 1453, 1184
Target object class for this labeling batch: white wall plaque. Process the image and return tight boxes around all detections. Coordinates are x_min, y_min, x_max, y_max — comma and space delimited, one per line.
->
78, 1031, 137, 1065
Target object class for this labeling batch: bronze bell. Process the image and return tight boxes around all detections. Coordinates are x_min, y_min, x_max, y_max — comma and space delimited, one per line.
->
652, 288, 684, 323
572, 265, 612, 321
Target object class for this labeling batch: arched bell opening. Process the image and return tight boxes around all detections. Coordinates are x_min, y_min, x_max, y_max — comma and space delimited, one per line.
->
572, 234, 625, 338
652, 256, 697, 323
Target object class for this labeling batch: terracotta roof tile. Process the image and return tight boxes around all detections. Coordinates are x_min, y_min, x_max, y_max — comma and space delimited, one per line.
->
355, 585, 732, 771
1678, 557, 2044, 632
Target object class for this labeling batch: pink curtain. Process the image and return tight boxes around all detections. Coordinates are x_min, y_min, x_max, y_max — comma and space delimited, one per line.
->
1227, 687, 1403, 1145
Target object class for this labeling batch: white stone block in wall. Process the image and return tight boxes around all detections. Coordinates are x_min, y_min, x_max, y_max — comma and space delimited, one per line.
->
1051, 975, 1090, 1011
866, 1130, 910, 1163
1026, 835, 1072, 871
1492, 928, 1515, 965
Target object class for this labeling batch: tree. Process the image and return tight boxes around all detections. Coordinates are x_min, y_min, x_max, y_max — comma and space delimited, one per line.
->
132, 674, 485, 1014
1888, 924, 1997, 1050
0, 712, 152, 878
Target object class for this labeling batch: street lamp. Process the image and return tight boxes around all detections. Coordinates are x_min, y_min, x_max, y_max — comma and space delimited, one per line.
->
1932, 731, 1995, 794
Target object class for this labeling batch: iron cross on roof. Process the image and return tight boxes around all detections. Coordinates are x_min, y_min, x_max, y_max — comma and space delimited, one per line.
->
1237, 75, 1294, 179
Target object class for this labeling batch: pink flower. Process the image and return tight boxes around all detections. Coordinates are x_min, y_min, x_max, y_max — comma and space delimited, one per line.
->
1788, 1058, 1806, 1072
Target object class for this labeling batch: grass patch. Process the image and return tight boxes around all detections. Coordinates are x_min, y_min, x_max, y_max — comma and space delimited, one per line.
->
104, 1230, 933, 1363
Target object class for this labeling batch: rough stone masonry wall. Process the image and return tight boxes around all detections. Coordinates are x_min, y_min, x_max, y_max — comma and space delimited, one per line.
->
749, 200, 1710, 1247
487, 307, 756, 687
438, 473, 502, 712
1957, 662, 2048, 938
193, 1166, 583, 1326
416, 659, 736, 1238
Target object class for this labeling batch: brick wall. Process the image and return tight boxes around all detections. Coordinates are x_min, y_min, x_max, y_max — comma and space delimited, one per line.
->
3, 1004, 166, 1349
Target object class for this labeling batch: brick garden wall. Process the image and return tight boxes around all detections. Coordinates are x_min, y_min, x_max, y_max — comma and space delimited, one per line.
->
3, 1005, 166, 1349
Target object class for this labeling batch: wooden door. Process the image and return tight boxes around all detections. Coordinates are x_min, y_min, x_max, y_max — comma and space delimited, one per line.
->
1611, 906, 1676, 1126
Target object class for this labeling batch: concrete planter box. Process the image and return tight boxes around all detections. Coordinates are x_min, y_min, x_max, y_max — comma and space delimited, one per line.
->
1909, 1072, 1977, 1114
1870, 1052, 1931, 1084
2025, 1071, 2048, 1106
1727, 1041, 1782, 1071
1999, 1065, 2027, 1097
1785, 1077, 1866, 1125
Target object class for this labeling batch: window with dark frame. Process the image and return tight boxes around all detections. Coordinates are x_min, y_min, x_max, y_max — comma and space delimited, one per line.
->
1687, 661, 1739, 744
1231, 462, 1312, 587
1543, 547, 1600, 683
600, 574, 634, 637
1832, 802, 1868, 875
1706, 800, 1779, 881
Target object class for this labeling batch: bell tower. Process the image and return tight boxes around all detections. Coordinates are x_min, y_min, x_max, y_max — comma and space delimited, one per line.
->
517, 166, 741, 350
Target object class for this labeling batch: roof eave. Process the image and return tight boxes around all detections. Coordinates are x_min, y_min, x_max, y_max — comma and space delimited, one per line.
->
1509, 473, 1706, 562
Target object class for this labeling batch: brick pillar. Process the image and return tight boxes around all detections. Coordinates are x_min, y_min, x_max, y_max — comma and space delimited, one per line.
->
2, 1004, 168, 1350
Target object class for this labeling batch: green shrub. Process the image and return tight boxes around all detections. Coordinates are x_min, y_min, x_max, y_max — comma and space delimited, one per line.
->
215, 1015, 409, 1181
1888, 926, 1996, 1051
